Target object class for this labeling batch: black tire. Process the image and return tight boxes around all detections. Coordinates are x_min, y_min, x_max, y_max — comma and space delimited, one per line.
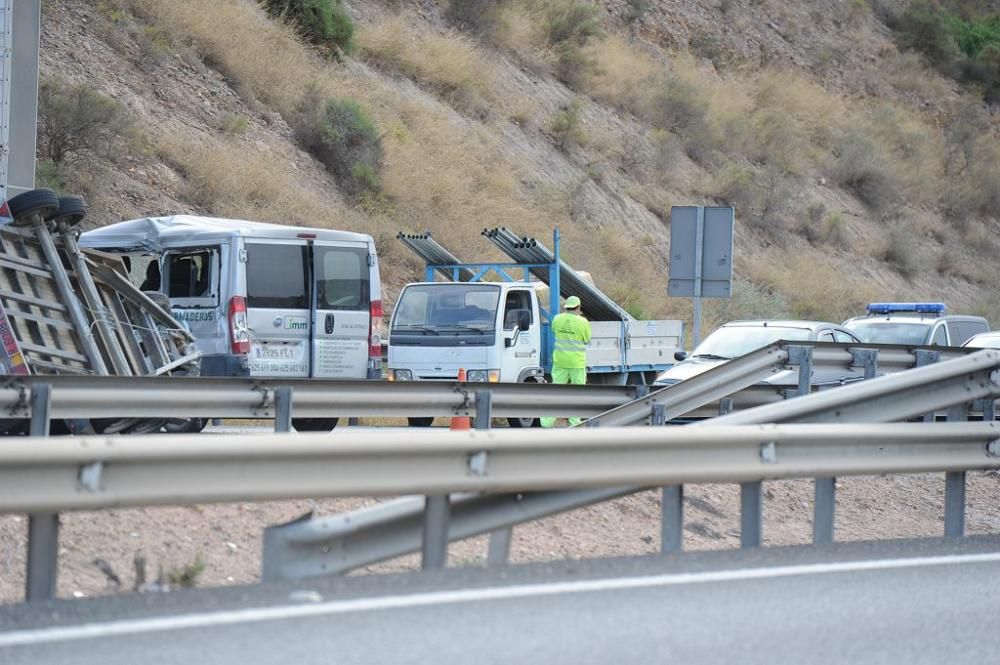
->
52, 196, 88, 228
292, 417, 339, 432
407, 417, 434, 427
164, 418, 208, 434
508, 378, 541, 428
7, 188, 59, 226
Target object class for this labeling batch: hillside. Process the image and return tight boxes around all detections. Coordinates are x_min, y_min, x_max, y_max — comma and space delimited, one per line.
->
36, 0, 1000, 328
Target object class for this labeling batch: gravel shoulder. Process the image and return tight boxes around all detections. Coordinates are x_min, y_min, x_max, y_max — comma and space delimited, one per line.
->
3, 465, 998, 605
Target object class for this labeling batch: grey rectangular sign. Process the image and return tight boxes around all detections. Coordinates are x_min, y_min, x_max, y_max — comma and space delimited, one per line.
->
667, 206, 734, 298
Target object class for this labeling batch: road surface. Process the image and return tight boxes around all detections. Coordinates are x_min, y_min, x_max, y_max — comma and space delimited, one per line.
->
2, 536, 998, 664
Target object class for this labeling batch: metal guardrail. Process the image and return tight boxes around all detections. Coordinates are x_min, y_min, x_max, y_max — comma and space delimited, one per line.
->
3, 423, 995, 513
0, 375, 639, 419
588, 341, 975, 427
261, 349, 1000, 581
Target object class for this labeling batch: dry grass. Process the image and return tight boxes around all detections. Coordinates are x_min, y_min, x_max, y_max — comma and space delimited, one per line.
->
581, 34, 660, 115
750, 256, 879, 323
357, 15, 495, 114
127, 0, 311, 113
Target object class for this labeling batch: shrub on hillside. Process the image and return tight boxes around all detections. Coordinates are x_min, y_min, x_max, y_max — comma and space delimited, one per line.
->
826, 130, 901, 212
881, 225, 924, 279
715, 163, 792, 231
541, 0, 605, 85
262, 0, 354, 56
291, 89, 383, 199
549, 98, 587, 150
445, 0, 505, 36
38, 77, 138, 166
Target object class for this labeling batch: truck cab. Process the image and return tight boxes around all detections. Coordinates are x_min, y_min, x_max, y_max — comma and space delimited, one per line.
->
388, 281, 544, 385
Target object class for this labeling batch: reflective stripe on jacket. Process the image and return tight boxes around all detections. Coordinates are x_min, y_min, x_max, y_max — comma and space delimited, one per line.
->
551, 312, 591, 369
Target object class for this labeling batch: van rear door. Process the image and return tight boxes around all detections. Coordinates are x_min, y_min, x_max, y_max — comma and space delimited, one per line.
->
244, 241, 310, 378
312, 243, 370, 378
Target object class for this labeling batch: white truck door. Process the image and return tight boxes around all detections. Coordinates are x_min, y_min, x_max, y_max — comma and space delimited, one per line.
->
244, 240, 310, 378
500, 288, 539, 378
312, 242, 371, 379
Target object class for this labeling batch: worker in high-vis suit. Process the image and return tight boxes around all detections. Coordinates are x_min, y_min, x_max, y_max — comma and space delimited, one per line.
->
541, 295, 591, 428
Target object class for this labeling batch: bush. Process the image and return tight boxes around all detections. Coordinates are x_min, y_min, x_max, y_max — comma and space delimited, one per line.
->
291, 88, 383, 199
549, 98, 586, 150
826, 130, 901, 212
542, 0, 605, 84
262, 0, 354, 56
882, 225, 923, 279
644, 75, 708, 134
38, 77, 138, 165
715, 163, 791, 231
446, 0, 505, 36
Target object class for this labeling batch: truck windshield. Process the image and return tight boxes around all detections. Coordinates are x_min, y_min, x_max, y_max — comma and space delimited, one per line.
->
394, 284, 500, 331
845, 321, 930, 345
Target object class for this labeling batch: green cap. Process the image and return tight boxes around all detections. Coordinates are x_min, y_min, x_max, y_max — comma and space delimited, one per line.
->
565, 295, 581, 309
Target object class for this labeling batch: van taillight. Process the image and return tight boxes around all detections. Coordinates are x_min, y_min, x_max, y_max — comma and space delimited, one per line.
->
369, 300, 383, 366
228, 296, 250, 355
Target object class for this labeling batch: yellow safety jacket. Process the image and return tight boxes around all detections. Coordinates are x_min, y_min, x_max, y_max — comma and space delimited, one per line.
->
551, 312, 592, 369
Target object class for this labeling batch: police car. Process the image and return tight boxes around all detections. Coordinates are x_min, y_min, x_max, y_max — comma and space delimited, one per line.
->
842, 303, 988, 346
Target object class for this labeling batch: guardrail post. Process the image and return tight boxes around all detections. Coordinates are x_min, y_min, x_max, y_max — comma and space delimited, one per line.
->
421, 495, 450, 570
477, 390, 511, 567
813, 478, 835, 545
661, 485, 683, 553
26, 384, 58, 602
915, 350, 940, 423
275, 387, 292, 433
944, 405, 967, 538
788, 345, 813, 397
740, 481, 763, 548
650, 404, 665, 427
719, 398, 733, 416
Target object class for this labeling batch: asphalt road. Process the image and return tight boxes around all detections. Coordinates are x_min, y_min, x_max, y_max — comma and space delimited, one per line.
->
3, 537, 999, 665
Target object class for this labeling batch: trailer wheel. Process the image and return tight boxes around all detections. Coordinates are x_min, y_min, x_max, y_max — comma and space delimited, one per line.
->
7, 188, 59, 226
292, 417, 339, 432
52, 196, 88, 228
407, 417, 434, 427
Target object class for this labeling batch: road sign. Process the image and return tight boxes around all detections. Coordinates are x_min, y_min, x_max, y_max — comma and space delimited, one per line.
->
668, 206, 734, 298
668, 206, 734, 346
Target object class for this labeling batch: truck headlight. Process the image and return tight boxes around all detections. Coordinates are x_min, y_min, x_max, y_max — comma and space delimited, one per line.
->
467, 370, 489, 382
392, 369, 413, 381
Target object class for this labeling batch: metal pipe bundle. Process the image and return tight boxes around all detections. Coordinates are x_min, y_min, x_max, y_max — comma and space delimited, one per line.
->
482, 227, 632, 321
396, 232, 476, 282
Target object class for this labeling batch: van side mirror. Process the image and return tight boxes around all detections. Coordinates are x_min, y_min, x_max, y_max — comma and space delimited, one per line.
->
674, 350, 689, 362
517, 311, 531, 331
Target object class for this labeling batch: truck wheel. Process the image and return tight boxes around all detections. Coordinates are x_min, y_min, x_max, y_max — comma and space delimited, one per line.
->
7, 188, 59, 225
292, 417, 339, 432
508, 378, 541, 428
407, 417, 434, 427
164, 418, 208, 434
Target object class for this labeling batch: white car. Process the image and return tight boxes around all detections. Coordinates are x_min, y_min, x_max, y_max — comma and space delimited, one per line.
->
655, 320, 860, 385
962, 331, 1000, 349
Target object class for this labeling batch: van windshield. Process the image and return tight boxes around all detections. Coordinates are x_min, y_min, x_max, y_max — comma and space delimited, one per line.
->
394, 284, 500, 331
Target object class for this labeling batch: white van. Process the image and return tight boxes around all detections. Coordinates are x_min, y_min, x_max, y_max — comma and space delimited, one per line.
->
81, 216, 383, 430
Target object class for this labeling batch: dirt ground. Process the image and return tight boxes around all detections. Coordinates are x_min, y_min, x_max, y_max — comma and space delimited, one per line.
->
3, 472, 999, 604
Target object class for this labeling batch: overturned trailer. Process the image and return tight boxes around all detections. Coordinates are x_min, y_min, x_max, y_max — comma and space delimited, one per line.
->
0, 188, 200, 433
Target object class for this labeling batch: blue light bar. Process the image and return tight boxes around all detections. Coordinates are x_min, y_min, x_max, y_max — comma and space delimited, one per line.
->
866, 302, 946, 315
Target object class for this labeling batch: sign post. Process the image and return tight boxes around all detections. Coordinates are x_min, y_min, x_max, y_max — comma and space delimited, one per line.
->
667, 206, 734, 347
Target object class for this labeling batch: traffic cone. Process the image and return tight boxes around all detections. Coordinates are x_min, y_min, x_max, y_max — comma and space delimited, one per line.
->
451, 368, 471, 431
